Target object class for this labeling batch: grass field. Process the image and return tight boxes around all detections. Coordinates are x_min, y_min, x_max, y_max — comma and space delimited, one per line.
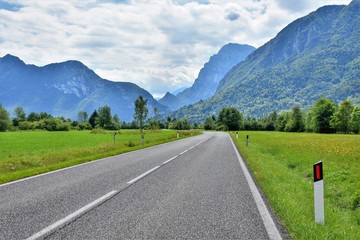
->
231, 131, 360, 240
0, 129, 200, 184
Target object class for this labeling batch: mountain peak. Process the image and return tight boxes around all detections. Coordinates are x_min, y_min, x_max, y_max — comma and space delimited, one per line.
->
0, 54, 26, 66
0, 55, 169, 121
174, 43, 255, 109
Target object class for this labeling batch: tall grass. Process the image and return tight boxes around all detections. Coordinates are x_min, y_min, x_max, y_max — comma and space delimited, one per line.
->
0, 129, 201, 184
231, 131, 360, 240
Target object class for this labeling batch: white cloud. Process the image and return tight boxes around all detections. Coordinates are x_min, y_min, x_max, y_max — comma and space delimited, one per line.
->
0, 0, 352, 97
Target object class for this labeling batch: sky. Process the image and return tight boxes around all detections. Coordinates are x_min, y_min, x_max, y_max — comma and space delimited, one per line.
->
0, 0, 352, 99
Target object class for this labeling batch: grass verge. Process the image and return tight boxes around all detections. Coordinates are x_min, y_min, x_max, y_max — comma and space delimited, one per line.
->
231, 131, 360, 240
0, 129, 201, 184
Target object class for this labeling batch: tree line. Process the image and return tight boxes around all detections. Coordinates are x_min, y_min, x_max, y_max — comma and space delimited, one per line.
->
1, 97, 359, 133
204, 98, 360, 134
0, 96, 194, 132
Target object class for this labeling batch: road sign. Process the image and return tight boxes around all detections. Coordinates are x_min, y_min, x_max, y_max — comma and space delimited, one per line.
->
313, 161, 324, 224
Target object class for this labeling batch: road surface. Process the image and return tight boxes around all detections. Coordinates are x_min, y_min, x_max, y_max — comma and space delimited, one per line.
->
0, 132, 284, 239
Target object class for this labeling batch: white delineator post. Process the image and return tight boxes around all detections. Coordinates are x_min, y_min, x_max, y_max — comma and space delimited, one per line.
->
313, 161, 324, 224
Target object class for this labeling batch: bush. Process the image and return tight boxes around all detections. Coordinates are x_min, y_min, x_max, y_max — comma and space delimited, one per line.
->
125, 141, 135, 147
216, 124, 228, 131
18, 121, 33, 130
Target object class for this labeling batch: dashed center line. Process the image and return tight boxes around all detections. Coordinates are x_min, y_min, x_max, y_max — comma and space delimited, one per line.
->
26, 190, 118, 240
179, 149, 188, 155
26, 136, 212, 240
163, 156, 178, 165
127, 166, 160, 184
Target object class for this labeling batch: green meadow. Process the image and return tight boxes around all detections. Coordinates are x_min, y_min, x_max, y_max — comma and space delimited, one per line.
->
0, 129, 200, 184
231, 131, 360, 240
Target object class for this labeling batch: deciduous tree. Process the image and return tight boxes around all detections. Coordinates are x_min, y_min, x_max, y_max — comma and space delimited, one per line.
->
97, 105, 112, 129
217, 107, 243, 131
0, 103, 11, 131
330, 100, 353, 133
309, 98, 336, 133
134, 96, 148, 132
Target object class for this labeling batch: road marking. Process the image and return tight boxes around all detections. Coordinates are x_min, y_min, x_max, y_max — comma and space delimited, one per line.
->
0, 135, 207, 189
26, 190, 118, 240
229, 135, 283, 240
127, 166, 160, 184
163, 156, 178, 165
179, 149, 188, 155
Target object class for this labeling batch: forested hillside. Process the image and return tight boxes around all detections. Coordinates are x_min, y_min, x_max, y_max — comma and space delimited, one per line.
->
167, 0, 360, 123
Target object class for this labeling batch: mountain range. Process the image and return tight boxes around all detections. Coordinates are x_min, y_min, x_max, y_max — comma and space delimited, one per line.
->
0, 55, 168, 122
159, 43, 255, 110
167, 0, 360, 122
1, 0, 359, 124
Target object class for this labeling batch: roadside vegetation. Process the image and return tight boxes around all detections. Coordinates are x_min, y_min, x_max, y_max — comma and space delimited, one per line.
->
231, 131, 360, 240
204, 98, 360, 134
0, 96, 202, 184
1, 94, 359, 238
0, 129, 200, 184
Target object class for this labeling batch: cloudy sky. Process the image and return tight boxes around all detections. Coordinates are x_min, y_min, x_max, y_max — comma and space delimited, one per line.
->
0, 0, 352, 98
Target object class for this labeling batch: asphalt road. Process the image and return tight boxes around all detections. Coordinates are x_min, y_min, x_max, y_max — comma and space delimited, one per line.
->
0, 132, 284, 240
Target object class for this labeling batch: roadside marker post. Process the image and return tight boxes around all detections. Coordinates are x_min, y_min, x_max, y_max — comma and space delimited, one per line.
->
246, 135, 249, 146
313, 161, 324, 224
236, 132, 238, 139
113, 132, 116, 143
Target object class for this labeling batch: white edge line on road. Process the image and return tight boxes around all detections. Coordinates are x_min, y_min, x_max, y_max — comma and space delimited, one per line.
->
127, 166, 160, 184
26, 190, 118, 240
229, 134, 283, 240
0, 134, 208, 189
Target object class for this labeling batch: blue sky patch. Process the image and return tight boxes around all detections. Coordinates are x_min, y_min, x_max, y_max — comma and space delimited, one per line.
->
0, 1, 22, 12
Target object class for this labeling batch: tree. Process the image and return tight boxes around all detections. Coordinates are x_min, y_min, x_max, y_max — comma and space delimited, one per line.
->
14, 106, 26, 121
350, 106, 360, 134
39, 112, 52, 120
134, 96, 148, 132
217, 107, 243, 131
204, 117, 216, 130
263, 111, 277, 131
330, 100, 353, 133
97, 105, 112, 129
309, 98, 336, 133
153, 107, 158, 121
112, 114, 121, 130
13, 106, 26, 126
0, 103, 11, 131
78, 111, 88, 124
28, 112, 40, 122
175, 118, 190, 130
150, 107, 160, 129
275, 111, 291, 131
285, 106, 305, 132
89, 110, 98, 128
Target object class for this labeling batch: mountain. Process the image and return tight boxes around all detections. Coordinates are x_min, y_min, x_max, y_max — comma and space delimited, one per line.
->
168, 0, 360, 123
0, 55, 169, 122
171, 87, 187, 96
158, 92, 185, 111
159, 43, 255, 110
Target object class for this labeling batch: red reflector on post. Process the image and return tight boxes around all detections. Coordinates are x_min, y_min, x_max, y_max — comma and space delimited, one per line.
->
313, 161, 323, 182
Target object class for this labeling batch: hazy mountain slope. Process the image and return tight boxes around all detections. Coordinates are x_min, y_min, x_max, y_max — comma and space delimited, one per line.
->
168, 0, 360, 122
0, 55, 168, 121
159, 43, 255, 110
158, 92, 186, 111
